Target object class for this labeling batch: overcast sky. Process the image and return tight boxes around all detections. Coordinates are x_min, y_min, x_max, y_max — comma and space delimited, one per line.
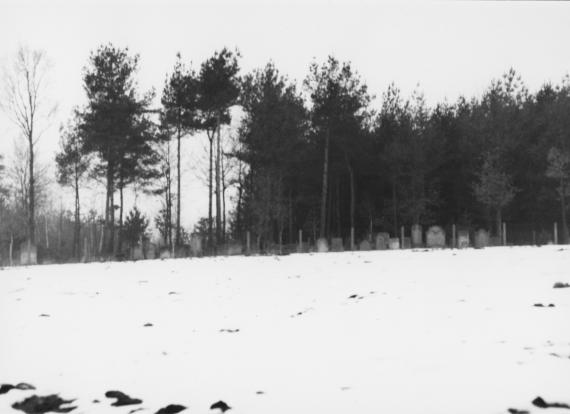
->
1, 0, 569, 230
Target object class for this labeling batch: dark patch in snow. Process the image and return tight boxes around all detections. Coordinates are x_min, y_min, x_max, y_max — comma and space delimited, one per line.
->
210, 400, 231, 412
508, 408, 529, 414
93, 400, 100, 403
0, 383, 35, 394
255, 391, 264, 395
12, 394, 76, 413
533, 303, 555, 308
105, 390, 142, 406
348, 294, 358, 299
219, 329, 239, 333
144, 323, 153, 327
532, 396, 570, 409
340, 386, 351, 391
128, 409, 144, 414
553, 282, 570, 289
155, 404, 186, 414
39, 314, 50, 317
168, 291, 179, 295
548, 303, 555, 307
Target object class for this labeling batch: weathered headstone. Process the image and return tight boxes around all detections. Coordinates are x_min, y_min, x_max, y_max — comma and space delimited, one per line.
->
474, 229, 489, 249
375, 232, 389, 250
190, 236, 203, 257
359, 240, 371, 251
226, 243, 243, 256
426, 226, 446, 248
19, 242, 37, 265
159, 247, 171, 259
402, 237, 412, 249
389, 238, 400, 250
317, 238, 329, 253
331, 237, 344, 252
146, 243, 157, 260
411, 224, 423, 247
457, 230, 470, 249
132, 245, 144, 260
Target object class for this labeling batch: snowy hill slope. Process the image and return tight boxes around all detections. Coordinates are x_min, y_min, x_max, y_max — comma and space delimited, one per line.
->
1, 246, 569, 414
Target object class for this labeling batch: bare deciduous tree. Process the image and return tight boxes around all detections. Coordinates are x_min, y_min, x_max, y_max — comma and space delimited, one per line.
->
0, 46, 56, 244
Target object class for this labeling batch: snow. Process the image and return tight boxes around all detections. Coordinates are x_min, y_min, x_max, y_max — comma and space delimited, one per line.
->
1, 246, 569, 414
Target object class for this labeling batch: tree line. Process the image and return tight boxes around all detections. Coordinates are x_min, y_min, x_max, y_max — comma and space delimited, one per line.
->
1, 44, 569, 263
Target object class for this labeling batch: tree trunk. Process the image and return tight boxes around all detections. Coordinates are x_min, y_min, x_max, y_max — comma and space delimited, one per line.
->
348, 160, 355, 234
208, 131, 214, 252
221, 143, 226, 243
319, 128, 330, 239
176, 121, 182, 247
496, 208, 502, 241
561, 177, 569, 243
118, 179, 124, 254
105, 158, 115, 256
392, 179, 398, 237
74, 169, 80, 260
28, 133, 35, 244
215, 116, 222, 246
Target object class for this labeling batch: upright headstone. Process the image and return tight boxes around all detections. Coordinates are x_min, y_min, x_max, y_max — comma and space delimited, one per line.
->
331, 237, 344, 252
375, 232, 390, 250
226, 243, 243, 256
132, 245, 144, 260
20, 241, 37, 265
457, 230, 470, 249
474, 229, 489, 249
388, 238, 400, 250
317, 237, 329, 253
411, 224, 423, 247
554, 222, 559, 244
359, 240, 371, 251
146, 243, 157, 260
426, 226, 446, 248
190, 235, 203, 257
402, 237, 412, 249
159, 247, 171, 259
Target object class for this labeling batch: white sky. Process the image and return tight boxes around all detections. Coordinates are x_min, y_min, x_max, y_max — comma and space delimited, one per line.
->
1, 0, 569, 231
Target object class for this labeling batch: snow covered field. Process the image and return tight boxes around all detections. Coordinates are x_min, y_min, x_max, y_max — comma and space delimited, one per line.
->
1, 246, 569, 414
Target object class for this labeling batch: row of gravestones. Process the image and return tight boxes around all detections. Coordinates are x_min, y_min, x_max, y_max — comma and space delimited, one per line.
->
12, 227, 493, 265
316, 227, 492, 253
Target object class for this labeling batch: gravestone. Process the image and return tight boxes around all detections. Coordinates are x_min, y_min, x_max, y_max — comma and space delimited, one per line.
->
159, 247, 171, 259
226, 243, 243, 256
375, 232, 390, 250
426, 226, 446, 248
190, 235, 203, 257
411, 224, 423, 247
474, 229, 489, 249
317, 238, 329, 253
132, 245, 144, 260
331, 237, 344, 252
20, 242, 37, 265
146, 243, 157, 260
402, 237, 412, 249
389, 238, 400, 250
359, 240, 371, 251
457, 230, 470, 249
